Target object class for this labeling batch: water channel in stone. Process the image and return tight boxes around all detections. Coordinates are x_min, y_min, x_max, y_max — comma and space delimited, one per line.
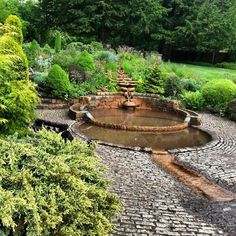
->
89, 108, 183, 126
75, 123, 211, 150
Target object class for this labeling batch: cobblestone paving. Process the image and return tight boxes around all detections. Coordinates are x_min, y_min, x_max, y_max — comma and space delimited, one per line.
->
97, 146, 236, 236
36, 109, 236, 235
172, 113, 236, 193
36, 109, 75, 126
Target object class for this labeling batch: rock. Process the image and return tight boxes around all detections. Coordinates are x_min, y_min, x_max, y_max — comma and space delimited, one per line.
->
227, 99, 236, 121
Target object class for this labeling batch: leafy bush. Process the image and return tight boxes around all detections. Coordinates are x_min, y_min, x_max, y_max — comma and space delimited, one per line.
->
52, 50, 74, 70
181, 78, 200, 92
4, 15, 23, 44
0, 35, 28, 80
23, 40, 41, 67
143, 65, 167, 95
202, 79, 236, 112
181, 91, 204, 110
32, 71, 48, 85
0, 16, 39, 134
55, 31, 62, 53
0, 130, 121, 235
164, 73, 183, 98
75, 50, 95, 72
0, 80, 40, 134
44, 64, 76, 99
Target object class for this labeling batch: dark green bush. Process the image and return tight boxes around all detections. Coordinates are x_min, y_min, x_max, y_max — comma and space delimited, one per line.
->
44, 64, 76, 99
23, 40, 41, 67
164, 73, 183, 98
215, 62, 236, 70
180, 78, 200, 92
202, 79, 236, 112
75, 50, 95, 72
143, 65, 167, 95
0, 130, 121, 235
181, 91, 204, 110
52, 51, 74, 70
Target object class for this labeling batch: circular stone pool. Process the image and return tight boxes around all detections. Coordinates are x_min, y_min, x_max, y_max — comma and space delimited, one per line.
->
69, 94, 211, 151
73, 123, 211, 150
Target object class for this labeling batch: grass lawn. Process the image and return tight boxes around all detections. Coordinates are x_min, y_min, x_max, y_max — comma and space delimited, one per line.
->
164, 62, 236, 82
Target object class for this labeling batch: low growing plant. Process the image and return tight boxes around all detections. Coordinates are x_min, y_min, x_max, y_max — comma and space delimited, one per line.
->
0, 130, 121, 236
181, 91, 204, 111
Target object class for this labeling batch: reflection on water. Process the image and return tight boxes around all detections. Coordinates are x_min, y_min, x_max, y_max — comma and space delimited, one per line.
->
90, 109, 183, 127
76, 123, 211, 150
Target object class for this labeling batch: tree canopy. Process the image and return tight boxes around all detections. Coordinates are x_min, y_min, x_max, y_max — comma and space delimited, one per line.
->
1, 0, 236, 58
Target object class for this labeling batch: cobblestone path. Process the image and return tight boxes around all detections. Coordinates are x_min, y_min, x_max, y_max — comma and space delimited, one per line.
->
37, 109, 236, 235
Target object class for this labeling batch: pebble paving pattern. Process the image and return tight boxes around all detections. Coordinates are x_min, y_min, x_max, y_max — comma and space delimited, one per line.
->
37, 109, 236, 235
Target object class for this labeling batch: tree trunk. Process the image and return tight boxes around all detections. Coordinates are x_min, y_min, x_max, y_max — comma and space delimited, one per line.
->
212, 51, 216, 64
162, 43, 172, 61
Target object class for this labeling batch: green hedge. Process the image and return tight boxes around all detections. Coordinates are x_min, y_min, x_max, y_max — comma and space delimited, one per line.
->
0, 130, 121, 236
202, 79, 236, 112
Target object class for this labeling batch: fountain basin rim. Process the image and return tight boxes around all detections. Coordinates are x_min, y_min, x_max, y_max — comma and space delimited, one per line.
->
71, 121, 214, 153
84, 111, 189, 132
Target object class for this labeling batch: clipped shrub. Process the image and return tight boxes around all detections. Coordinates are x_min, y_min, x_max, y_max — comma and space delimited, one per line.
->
143, 65, 167, 95
44, 64, 75, 99
202, 79, 236, 112
181, 78, 200, 92
181, 91, 204, 111
75, 50, 95, 72
0, 130, 121, 235
4, 15, 23, 45
0, 35, 28, 80
55, 31, 62, 53
164, 73, 183, 98
0, 80, 40, 134
0, 35, 29, 80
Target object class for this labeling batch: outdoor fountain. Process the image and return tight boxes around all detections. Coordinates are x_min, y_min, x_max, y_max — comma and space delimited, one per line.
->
117, 68, 138, 109
68, 68, 236, 202
69, 68, 206, 150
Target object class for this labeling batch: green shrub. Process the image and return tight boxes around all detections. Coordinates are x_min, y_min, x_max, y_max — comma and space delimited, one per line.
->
181, 78, 200, 92
181, 91, 204, 110
0, 16, 39, 134
202, 79, 236, 112
0, 35, 28, 80
0, 80, 40, 134
55, 31, 62, 53
143, 65, 167, 95
75, 50, 95, 72
23, 40, 41, 67
52, 50, 74, 70
32, 71, 48, 85
44, 64, 75, 99
4, 15, 23, 45
215, 62, 236, 70
89, 41, 103, 52
0, 130, 121, 235
164, 73, 183, 98
42, 44, 54, 54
